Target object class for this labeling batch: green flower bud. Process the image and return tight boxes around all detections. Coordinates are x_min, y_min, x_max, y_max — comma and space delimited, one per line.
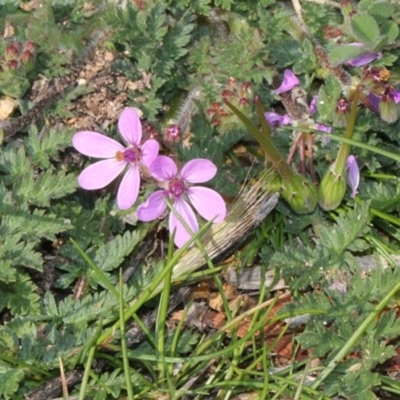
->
281, 174, 318, 214
379, 96, 399, 124
318, 165, 347, 210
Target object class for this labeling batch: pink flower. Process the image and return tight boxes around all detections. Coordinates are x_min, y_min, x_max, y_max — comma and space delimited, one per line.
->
273, 69, 299, 95
72, 108, 159, 210
137, 156, 227, 248
346, 155, 360, 198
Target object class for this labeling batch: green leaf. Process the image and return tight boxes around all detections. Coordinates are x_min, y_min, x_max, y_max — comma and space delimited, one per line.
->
328, 44, 370, 66
0, 274, 40, 315
0, 365, 25, 400
351, 13, 380, 45
316, 74, 342, 121
318, 202, 371, 255
369, 2, 396, 19
380, 21, 399, 42
94, 230, 144, 273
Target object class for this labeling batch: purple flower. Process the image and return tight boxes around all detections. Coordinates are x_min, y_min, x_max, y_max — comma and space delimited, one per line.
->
346, 43, 382, 67
368, 92, 381, 111
265, 92, 331, 134
137, 156, 226, 248
273, 69, 299, 95
346, 155, 360, 198
316, 123, 332, 134
264, 112, 292, 127
72, 108, 159, 210
391, 89, 400, 103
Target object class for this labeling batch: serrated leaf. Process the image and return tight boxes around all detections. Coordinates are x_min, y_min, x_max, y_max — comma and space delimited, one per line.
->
27, 171, 78, 207
0, 274, 40, 315
94, 230, 144, 273
318, 202, 371, 255
351, 14, 380, 45
0, 366, 25, 400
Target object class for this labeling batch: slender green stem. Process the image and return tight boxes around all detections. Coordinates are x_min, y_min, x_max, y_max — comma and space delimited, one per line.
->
334, 87, 360, 172
78, 343, 96, 400
119, 271, 134, 400
156, 236, 175, 379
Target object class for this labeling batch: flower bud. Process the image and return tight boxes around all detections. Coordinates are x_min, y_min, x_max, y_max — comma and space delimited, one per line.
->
318, 165, 347, 210
23, 41, 35, 54
7, 60, 19, 70
264, 170, 282, 192
281, 174, 318, 214
5, 42, 21, 60
221, 89, 235, 99
379, 95, 399, 124
333, 97, 350, 127
341, 0, 355, 17
20, 50, 35, 72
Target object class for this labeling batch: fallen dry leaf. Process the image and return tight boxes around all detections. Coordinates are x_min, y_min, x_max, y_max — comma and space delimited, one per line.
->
4, 21, 14, 38
20, 0, 41, 12
0, 96, 18, 120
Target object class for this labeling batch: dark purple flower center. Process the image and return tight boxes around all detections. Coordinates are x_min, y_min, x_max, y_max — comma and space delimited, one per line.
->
336, 98, 349, 113
115, 147, 140, 163
169, 178, 185, 198
166, 125, 181, 139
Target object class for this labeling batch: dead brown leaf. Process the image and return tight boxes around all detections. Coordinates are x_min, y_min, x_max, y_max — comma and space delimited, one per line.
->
0, 96, 18, 120
4, 21, 14, 38
20, 0, 42, 12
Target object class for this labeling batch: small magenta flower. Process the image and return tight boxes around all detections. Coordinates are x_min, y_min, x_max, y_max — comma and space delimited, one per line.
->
346, 155, 360, 198
72, 107, 159, 210
264, 112, 292, 127
267, 77, 332, 133
273, 69, 299, 95
137, 156, 226, 248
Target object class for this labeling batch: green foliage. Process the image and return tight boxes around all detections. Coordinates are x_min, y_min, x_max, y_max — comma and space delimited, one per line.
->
1, 0, 400, 398
107, 3, 195, 118
351, 13, 381, 45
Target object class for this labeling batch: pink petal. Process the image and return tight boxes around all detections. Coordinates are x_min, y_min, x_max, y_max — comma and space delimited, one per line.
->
316, 123, 332, 133
346, 155, 360, 198
77, 159, 126, 190
181, 159, 217, 183
265, 112, 292, 127
169, 198, 198, 248
346, 44, 381, 67
346, 52, 381, 67
391, 90, 400, 104
141, 139, 159, 167
73, 131, 125, 158
117, 165, 140, 210
118, 108, 142, 146
309, 96, 318, 115
368, 92, 381, 111
150, 156, 177, 181
137, 191, 167, 221
187, 187, 226, 223
273, 69, 299, 95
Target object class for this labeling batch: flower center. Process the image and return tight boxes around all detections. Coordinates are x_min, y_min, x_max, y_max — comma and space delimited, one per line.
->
115, 147, 140, 163
169, 178, 185, 198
